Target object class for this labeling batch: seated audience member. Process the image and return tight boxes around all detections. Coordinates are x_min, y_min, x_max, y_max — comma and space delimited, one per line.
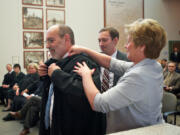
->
161, 59, 168, 73
3, 64, 25, 110
0, 64, 15, 105
3, 63, 40, 120
164, 61, 180, 95
9, 81, 43, 135
69, 18, 167, 131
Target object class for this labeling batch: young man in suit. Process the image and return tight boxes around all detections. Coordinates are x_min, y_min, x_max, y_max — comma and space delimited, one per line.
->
38, 25, 106, 135
98, 27, 129, 133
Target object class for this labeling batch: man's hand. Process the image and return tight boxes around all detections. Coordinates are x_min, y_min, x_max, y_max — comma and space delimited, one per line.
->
38, 61, 48, 76
21, 89, 29, 95
48, 63, 61, 77
13, 84, 19, 90
164, 86, 172, 91
68, 45, 85, 56
26, 95, 33, 100
2, 84, 9, 88
16, 89, 19, 96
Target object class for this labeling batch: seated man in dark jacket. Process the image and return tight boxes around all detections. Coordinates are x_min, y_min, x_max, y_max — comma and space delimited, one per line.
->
0, 64, 15, 105
38, 24, 106, 135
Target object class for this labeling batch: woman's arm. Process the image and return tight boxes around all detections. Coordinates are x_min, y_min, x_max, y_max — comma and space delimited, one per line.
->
69, 46, 111, 69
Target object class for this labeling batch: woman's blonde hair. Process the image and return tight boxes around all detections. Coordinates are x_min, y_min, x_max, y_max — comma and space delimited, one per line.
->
125, 18, 167, 59
27, 63, 39, 71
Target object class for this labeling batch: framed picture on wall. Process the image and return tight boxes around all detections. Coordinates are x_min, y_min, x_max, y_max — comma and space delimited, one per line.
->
23, 31, 44, 49
24, 51, 44, 68
104, 0, 144, 53
46, 9, 65, 29
46, 0, 65, 7
22, 0, 43, 6
169, 40, 180, 61
22, 7, 43, 29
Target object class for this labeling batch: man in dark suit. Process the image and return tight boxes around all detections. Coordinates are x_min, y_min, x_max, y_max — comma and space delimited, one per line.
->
164, 61, 180, 96
38, 25, 106, 135
98, 27, 129, 133
0, 64, 15, 105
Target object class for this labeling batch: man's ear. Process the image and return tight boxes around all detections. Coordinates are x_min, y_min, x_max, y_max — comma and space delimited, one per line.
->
113, 37, 118, 45
64, 34, 70, 43
140, 45, 146, 52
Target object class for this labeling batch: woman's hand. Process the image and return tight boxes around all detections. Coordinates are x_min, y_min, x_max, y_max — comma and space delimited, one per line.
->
73, 62, 95, 77
68, 45, 86, 56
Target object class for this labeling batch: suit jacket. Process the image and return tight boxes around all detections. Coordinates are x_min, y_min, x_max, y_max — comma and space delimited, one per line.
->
18, 73, 40, 94
39, 53, 106, 135
10, 72, 25, 87
164, 71, 180, 94
2, 71, 16, 86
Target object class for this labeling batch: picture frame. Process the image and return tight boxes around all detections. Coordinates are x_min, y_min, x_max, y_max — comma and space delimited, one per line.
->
104, 0, 144, 52
23, 31, 44, 49
169, 40, 180, 60
22, 7, 43, 30
24, 51, 44, 68
46, 0, 65, 7
46, 9, 65, 29
22, 0, 43, 6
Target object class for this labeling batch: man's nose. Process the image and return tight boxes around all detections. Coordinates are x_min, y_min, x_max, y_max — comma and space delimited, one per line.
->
99, 41, 103, 46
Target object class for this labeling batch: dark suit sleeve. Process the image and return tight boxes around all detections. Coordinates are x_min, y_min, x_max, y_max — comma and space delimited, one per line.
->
51, 54, 101, 96
2, 74, 8, 85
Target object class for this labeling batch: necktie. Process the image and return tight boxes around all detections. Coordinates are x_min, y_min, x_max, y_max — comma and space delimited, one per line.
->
45, 83, 54, 129
101, 69, 109, 92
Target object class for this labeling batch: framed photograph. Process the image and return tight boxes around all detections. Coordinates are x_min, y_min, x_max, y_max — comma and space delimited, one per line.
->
23, 31, 44, 49
46, 9, 65, 29
46, 0, 65, 7
24, 51, 44, 68
104, 0, 144, 52
169, 40, 180, 60
22, 0, 43, 6
23, 7, 43, 29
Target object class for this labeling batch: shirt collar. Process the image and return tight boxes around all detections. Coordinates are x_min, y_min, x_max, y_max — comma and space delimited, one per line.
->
132, 58, 156, 69
111, 50, 117, 58
62, 52, 68, 59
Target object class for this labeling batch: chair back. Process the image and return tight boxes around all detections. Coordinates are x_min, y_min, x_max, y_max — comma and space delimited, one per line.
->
162, 92, 177, 113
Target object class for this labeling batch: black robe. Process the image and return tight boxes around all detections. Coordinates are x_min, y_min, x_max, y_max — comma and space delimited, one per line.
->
39, 53, 106, 135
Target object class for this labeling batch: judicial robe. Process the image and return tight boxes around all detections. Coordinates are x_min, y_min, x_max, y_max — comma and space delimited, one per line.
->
39, 53, 106, 135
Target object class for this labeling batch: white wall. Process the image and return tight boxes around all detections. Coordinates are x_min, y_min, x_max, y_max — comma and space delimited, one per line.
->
0, 0, 180, 83
144, 0, 180, 59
